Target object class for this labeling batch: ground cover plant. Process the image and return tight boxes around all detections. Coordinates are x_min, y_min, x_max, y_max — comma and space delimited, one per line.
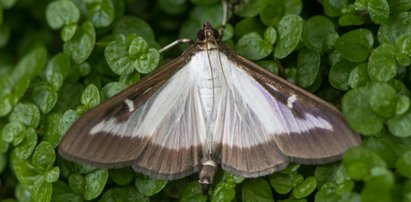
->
1, 0, 411, 201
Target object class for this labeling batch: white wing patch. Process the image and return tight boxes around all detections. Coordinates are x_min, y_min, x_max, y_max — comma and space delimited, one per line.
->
124, 99, 135, 112
287, 94, 297, 109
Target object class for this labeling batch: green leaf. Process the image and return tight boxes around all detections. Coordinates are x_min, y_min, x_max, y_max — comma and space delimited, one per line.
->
274, 14, 303, 59
58, 110, 79, 135
335, 29, 373, 62
348, 63, 369, 88
13, 46, 47, 81
369, 82, 397, 118
84, 169, 108, 200
189, 3, 224, 30
387, 109, 411, 138
85, 0, 115, 28
356, 0, 390, 24
257, 60, 279, 75
361, 167, 394, 202
135, 175, 167, 197
80, 84, 100, 108
321, 0, 349, 17
158, 0, 187, 15
44, 53, 70, 89
100, 186, 148, 202
32, 83, 58, 114
61, 24, 77, 42
68, 173, 85, 195
302, 15, 336, 52
363, 135, 411, 168
235, 0, 260, 17
292, 176, 317, 199
101, 81, 128, 100
13, 128, 37, 160
32, 141, 55, 173
396, 33, 411, 56
133, 48, 160, 74
0, 96, 13, 117
180, 181, 207, 202
315, 182, 359, 202
395, 95, 410, 115
258, 0, 302, 27
11, 152, 39, 189
269, 172, 304, 194
119, 72, 140, 86
338, 13, 366, 26
113, 16, 155, 42
42, 113, 62, 148
0, 137, 9, 154
242, 179, 274, 202
396, 53, 411, 67
343, 147, 386, 180
388, 0, 411, 12
45, 167, 60, 183
342, 87, 385, 135
368, 44, 397, 82
396, 151, 411, 178
64, 21, 96, 64
105, 34, 144, 75
46, 0, 80, 29
109, 168, 134, 186
32, 180, 53, 202
234, 18, 265, 38
2, 121, 25, 143
15, 183, 33, 202
296, 49, 321, 88
329, 59, 356, 91
263, 26, 277, 45
236, 32, 272, 60
51, 181, 83, 202
210, 181, 236, 202
128, 36, 148, 59
378, 12, 411, 44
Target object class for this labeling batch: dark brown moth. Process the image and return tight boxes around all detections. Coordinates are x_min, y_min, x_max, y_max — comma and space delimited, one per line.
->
59, 23, 361, 194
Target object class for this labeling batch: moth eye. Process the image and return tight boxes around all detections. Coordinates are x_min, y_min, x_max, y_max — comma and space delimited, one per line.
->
197, 30, 206, 41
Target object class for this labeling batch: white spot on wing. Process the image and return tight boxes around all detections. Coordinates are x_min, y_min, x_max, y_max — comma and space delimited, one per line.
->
287, 94, 297, 109
124, 99, 135, 112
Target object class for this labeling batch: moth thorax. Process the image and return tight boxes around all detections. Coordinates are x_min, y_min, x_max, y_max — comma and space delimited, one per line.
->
199, 159, 217, 195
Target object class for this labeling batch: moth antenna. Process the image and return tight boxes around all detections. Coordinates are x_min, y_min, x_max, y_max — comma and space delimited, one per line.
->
217, 0, 232, 39
159, 38, 193, 53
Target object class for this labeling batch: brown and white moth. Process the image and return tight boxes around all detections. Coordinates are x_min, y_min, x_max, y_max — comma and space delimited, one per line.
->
59, 23, 361, 194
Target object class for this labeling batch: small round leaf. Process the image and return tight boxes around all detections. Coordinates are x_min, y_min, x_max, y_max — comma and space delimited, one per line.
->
46, 0, 80, 29
335, 29, 373, 62
368, 44, 397, 82
135, 175, 167, 197
32, 141, 55, 173
274, 14, 303, 59
236, 32, 272, 60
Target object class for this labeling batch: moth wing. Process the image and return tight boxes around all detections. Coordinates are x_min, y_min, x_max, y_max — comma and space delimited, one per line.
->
59, 52, 205, 180
214, 51, 360, 177
230, 53, 361, 164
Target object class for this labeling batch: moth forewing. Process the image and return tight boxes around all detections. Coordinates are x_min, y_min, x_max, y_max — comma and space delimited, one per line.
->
58, 23, 361, 195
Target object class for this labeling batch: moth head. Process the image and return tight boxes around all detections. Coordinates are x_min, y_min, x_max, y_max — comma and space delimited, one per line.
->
197, 22, 220, 44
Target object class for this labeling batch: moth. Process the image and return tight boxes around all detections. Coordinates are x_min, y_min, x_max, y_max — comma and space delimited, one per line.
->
59, 22, 361, 194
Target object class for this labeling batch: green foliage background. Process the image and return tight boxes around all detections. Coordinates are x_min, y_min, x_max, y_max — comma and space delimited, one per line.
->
1, 0, 411, 201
